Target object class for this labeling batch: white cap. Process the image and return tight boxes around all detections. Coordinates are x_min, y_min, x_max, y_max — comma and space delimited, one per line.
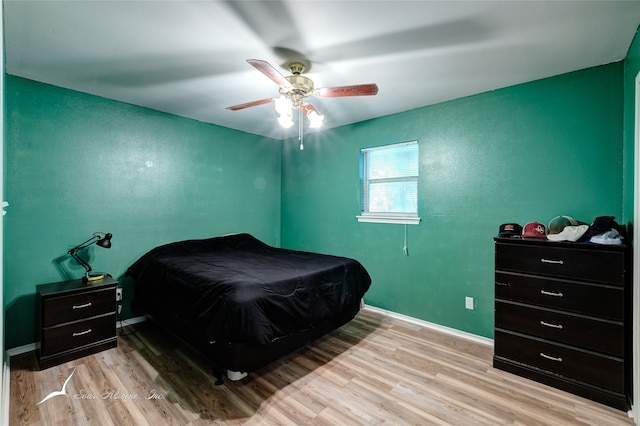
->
546, 224, 589, 242
590, 229, 623, 245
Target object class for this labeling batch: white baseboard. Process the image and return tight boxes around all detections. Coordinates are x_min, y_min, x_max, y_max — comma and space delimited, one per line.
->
118, 315, 147, 327
4, 311, 488, 357
363, 305, 494, 346
5, 343, 35, 358
1, 359, 8, 426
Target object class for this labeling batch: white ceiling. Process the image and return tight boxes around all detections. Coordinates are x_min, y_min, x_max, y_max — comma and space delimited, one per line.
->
5, 1, 640, 140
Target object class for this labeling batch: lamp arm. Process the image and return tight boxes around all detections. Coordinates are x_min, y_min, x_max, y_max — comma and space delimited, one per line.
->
68, 251, 92, 274
68, 234, 102, 253
65, 232, 112, 282
67, 233, 105, 275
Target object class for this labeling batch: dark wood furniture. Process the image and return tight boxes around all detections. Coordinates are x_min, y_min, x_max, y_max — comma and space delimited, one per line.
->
493, 237, 631, 411
36, 276, 117, 369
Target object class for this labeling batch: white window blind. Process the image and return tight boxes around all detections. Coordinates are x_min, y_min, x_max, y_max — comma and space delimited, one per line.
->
358, 140, 420, 225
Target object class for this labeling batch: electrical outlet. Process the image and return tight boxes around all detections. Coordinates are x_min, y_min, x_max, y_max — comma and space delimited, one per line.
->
116, 288, 123, 302
465, 296, 474, 310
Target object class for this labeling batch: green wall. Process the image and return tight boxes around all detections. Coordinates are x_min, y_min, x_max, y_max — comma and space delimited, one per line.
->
624, 27, 640, 225
4, 76, 282, 348
281, 64, 624, 338
3, 61, 628, 348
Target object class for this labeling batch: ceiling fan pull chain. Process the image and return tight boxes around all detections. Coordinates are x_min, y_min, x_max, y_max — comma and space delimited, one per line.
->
299, 108, 304, 150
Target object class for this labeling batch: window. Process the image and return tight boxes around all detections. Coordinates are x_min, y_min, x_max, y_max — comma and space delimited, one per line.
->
357, 140, 420, 224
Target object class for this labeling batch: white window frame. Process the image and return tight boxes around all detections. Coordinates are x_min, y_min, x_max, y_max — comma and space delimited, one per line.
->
357, 140, 421, 225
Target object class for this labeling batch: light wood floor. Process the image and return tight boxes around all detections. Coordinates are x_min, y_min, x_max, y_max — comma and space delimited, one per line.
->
10, 309, 635, 425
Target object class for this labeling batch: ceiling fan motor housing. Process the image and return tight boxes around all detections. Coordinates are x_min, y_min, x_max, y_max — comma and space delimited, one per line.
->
281, 75, 314, 106
287, 62, 306, 75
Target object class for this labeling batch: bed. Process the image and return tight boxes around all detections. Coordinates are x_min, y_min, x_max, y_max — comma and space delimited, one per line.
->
126, 233, 371, 383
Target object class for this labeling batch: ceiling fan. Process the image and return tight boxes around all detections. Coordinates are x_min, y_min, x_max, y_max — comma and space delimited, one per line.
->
226, 59, 378, 149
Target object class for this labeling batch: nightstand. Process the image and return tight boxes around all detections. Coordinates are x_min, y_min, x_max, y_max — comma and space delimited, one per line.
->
36, 276, 118, 369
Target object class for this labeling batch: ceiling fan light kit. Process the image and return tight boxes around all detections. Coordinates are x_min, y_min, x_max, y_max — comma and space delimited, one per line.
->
275, 96, 294, 128
226, 59, 378, 150
307, 110, 324, 128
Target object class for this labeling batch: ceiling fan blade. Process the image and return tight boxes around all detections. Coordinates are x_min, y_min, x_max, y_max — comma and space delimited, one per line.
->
315, 84, 379, 98
226, 97, 275, 111
247, 59, 292, 88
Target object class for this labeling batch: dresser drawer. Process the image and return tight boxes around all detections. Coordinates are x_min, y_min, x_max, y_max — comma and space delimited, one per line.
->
42, 286, 115, 327
495, 300, 624, 356
495, 272, 624, 320
41, 313, 116, 356
496, 243, 624, 285
494, 330, 624, 393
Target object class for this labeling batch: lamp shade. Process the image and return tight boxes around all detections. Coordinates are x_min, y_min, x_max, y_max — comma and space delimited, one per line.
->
97, 233, 112, 249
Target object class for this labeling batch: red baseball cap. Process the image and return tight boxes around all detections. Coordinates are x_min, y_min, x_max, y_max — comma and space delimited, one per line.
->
522, 222, 547, 238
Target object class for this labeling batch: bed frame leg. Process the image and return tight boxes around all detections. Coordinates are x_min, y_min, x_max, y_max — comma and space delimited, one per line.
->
212, 365, 224, 385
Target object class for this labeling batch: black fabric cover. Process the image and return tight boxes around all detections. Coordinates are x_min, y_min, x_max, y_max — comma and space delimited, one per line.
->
127, 233, 371, 346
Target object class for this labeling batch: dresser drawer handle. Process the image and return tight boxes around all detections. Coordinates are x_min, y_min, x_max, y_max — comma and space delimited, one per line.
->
540, 352, 563, 362
72, 329, 92, 337
540, 258, 563, 265
72, 302, 92, 310
540, 290, 563, 297
540, 320, 563, 329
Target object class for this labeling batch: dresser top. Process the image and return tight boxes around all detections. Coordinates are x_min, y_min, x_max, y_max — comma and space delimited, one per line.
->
37, 275, 118, 297
494, 236, 627, 252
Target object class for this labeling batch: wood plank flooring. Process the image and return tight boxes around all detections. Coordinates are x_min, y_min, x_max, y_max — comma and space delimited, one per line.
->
10, 309, 635, 425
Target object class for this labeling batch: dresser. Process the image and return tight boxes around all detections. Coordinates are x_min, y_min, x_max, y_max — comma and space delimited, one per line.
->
36, 276, 118, 369
493, 237, 630, 410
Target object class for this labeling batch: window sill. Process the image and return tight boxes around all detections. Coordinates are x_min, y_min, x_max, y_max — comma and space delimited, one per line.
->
356, 214, 421, 225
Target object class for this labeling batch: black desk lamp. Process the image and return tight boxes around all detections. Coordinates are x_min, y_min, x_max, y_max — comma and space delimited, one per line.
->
68, 232, 112, 283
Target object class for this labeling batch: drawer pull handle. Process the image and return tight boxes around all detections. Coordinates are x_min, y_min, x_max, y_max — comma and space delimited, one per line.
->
540, 258, 563, 265
73, 302, 92, 310
72, 329, 92, 337
540, 352, 563, 362
540, 320, 563, 329
540, 290, 563, 297
496, 282, 509, 287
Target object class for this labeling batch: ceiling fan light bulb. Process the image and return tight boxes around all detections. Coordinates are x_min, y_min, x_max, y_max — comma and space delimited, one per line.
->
274, 96, 293, 115
307, 111, 324, 128
278, 114, 294, 128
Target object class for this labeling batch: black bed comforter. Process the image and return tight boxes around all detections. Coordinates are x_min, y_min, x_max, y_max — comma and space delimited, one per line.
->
127, 233, 371, 345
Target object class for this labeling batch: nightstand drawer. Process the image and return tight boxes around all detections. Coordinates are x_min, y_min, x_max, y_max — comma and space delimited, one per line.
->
42, 286, 115, 327
495, 300, 624, 356
41, 313, 116, 356
495, 272, 624, 320
494, 329, 624, 393
496, 243, 624, 285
